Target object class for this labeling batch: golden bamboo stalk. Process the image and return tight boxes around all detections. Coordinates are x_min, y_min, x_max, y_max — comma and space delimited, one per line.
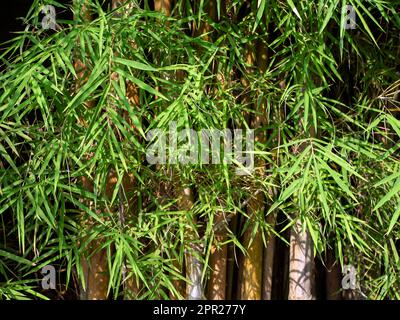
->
73, 0, 109, 300
152, 0, 199, 300
262, 214, 276, 300
255, 39, 279, 301
207, 212, 227, 299
177, 185, 204, 300
154, 0, 172, 15
110, 0, 142, 299
326, 249, 341, 300
238, 41, 265, 300
225, 213, 238, 300
288, 79, 317, 300
288, 219, 315, 300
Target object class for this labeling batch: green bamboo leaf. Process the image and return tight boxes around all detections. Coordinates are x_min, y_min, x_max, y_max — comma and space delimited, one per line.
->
253, 0, 266, 32
287, 0, 302, 20
115, 68, 169, 101
268, 178, 302, 214
114, 57, 158, 72
0, 250, 33, 266
374, 179, 400, 211
319, 0, 340, 34
318, 158, 357, 202
386, 202, 400, 235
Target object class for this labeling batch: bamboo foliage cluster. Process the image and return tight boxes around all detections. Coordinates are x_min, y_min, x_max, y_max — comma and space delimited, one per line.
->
0, 0, 400, 300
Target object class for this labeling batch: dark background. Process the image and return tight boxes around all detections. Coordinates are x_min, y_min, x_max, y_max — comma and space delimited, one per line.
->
0, 1, 73, 46
0, 1, 34, 44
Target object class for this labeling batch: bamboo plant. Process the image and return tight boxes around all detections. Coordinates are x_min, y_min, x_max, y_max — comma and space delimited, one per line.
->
0, 0, 400, 300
